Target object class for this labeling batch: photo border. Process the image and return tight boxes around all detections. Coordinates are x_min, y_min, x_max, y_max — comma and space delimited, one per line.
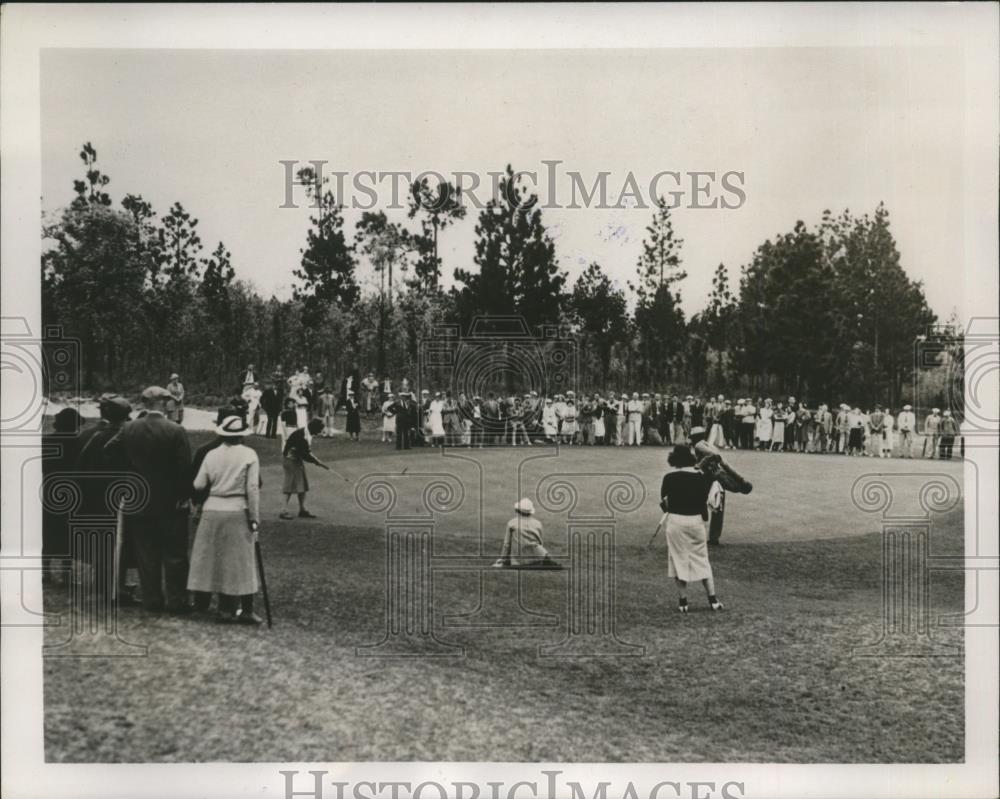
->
2, 4, 997, 798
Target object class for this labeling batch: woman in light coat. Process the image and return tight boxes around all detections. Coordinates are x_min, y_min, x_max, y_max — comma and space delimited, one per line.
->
188, 415, 263, 624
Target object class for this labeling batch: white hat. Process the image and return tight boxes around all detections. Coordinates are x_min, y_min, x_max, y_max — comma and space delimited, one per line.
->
943, 410, 952, 416
216, 415, 250, 437
566, 390, 575, 397
169, 373, 180, 380
632, 392, 639, 398
689, 425, 706, 436
514, 498, 535, 515
717, 394, 725, 401
903, 404, 911, 410
932, 407, 940, 413
422, 389, 430, 395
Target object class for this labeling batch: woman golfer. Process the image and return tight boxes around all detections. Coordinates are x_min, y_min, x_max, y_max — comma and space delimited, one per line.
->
660, 445, 724, 613
187, 414, 263, 624
280, 417, 330, 519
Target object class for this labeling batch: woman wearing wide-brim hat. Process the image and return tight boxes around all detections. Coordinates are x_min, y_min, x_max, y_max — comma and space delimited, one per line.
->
187, 415, 263, 624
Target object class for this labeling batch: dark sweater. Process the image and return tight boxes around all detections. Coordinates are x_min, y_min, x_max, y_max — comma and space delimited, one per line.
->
660, 469, 713, 520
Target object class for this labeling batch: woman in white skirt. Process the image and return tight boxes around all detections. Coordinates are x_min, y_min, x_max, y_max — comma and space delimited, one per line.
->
561, 399, 578, 444
592, 397, 606, 444
187, 415, 263, 624
660, 445, 724, 613
541, 397, 559, 443
755, 399, 773, 450
428, 391, 446, 448
381, 393, 396, 443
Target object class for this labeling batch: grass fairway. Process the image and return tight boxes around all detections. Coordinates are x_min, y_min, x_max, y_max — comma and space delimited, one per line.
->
43, 429, 965, 763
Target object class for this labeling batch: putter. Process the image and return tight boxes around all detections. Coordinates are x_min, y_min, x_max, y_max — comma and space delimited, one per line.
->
327, 467, 351, 483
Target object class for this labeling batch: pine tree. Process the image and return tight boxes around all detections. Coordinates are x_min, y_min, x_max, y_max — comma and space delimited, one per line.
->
570, 262, 628, 387
628, 197, 687, 302
293, 166, 359, 327
454, 165, 566, 334
70, 142, 112, 209
407, 178, 466, 292
200, 242, 235, 306
157, 202, 203, 279
629, 197, 688, 385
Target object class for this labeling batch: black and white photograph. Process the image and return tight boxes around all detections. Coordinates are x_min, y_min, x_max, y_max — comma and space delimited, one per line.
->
1, 4, 997, 799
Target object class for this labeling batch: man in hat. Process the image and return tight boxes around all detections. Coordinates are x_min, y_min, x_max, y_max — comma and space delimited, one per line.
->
238, 363, 256, 391
319, 386, 337, 437
614, 393, 627, 446
741, 398, 758, 450
166, 373, 185, 423
669, 394, 686, 446
76, 394, 139, 600
391, 391, 415, 450
261, 380, 281, 439
815, 403, 833, 453
881, 406, 895, 458
689, 425, 753, 547
922, 407, 942, 458
645, 393, 663, 446
492, 498, 561, 570
107, 386, 192, 613
834, 403, 850, 453
867, 406, 885, 458
938, 410, 959, 460
897, 404, 916, 458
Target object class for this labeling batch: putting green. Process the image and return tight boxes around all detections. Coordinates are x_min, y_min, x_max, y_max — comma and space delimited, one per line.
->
258, 441, 965, 546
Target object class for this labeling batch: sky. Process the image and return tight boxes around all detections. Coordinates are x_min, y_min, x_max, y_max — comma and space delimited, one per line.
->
41, 47, 965, 319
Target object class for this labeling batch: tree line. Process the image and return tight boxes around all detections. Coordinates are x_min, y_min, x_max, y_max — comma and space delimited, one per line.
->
42, 142, 940, 407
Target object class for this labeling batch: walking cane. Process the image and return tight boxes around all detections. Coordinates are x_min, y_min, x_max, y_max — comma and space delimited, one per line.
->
255, 539, 273, 629
646, 512, 669, 549
247, 511, 273, 628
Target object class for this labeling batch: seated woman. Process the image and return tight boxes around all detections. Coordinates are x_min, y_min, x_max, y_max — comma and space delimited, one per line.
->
492, 498, 562, 570
660, 445, 724, 612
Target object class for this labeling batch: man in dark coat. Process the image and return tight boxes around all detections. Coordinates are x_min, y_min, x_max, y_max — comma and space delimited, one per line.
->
106, 386, 192, 613
689, 425, 753, 546
41, 407, 90, 583
392, 392, 415, 450
76, 395, 137, 600
261, 381, 281, 439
